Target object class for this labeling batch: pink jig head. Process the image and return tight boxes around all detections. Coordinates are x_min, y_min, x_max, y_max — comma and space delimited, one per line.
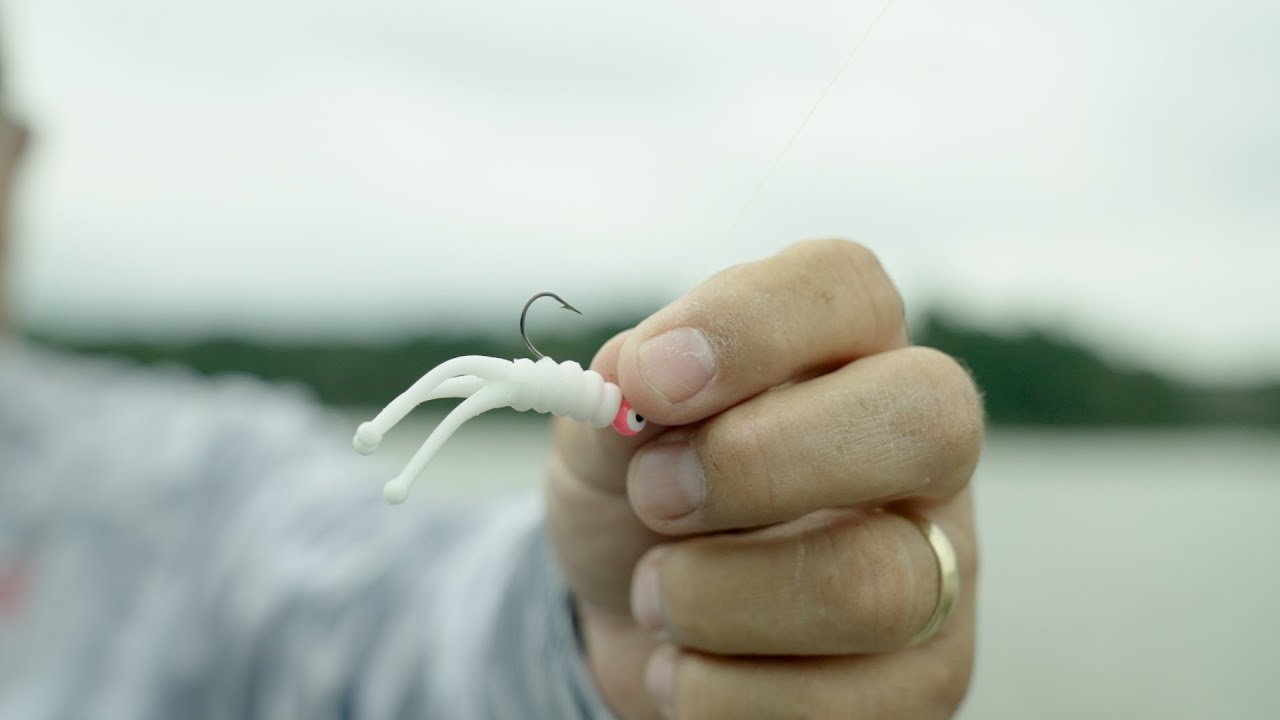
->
353, 292, 645, 504
612, 398, 646, 436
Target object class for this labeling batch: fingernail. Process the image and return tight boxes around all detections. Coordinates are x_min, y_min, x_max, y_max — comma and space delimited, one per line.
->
630, 553, 664, 632
645, 644, 679, 718
629, 441, 705, 520
638, 327, 716, 403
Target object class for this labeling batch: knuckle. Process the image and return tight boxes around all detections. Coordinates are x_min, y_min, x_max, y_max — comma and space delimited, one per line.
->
791, 237, 878, 270
896, 347, 986, 486
821, 519, 920, 649
866, 531, 925, 648
835, 238, 883, 277
820, 238, 905, 346
696, 405, 784, 524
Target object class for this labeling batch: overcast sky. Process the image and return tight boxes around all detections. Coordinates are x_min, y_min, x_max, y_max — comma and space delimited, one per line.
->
3, 0, 1277, 382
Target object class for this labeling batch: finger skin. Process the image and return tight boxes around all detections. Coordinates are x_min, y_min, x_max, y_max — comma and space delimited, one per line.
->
634, 492, 977, 656
645, 493, 978, 719
627, 346, 984, 533
617, 239, 909, 427
547, 331, 666, 615
546, 451, 665, 614
663, 586, 976, 720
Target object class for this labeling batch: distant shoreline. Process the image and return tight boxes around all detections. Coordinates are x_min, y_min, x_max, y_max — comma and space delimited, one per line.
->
27, 312, 1280, 428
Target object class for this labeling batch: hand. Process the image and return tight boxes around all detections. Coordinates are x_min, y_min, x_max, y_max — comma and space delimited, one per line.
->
546, 239, 981, 719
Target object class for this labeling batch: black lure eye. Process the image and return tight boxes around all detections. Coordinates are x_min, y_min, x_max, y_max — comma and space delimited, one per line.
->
626, 408, 647, 433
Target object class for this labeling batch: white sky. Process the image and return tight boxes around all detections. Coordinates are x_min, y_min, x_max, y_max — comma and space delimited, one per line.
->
3, 0, 1277, 383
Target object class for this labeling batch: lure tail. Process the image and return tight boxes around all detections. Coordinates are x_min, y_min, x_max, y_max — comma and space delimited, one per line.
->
353, 355, 508, 454
379, 383, 512, 504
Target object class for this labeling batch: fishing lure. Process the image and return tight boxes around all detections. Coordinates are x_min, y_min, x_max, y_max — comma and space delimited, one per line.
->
353, 292, 645, 503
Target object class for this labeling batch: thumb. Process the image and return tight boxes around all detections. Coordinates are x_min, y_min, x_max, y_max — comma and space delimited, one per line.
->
545, 330, 667, 616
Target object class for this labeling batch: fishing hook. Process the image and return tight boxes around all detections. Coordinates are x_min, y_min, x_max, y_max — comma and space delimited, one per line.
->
519, 291, 581, 360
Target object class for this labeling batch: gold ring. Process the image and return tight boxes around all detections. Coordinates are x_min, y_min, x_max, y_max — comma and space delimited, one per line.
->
905, 512, 961, 645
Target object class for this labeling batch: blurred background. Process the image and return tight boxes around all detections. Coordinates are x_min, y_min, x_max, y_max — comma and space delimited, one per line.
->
4, 0, 1278, 717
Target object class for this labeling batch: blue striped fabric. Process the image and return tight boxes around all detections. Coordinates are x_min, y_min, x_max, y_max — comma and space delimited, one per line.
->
0, 340, 615, 719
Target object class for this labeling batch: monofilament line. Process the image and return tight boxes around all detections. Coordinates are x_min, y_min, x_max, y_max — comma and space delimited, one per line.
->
712, 0, 900, 259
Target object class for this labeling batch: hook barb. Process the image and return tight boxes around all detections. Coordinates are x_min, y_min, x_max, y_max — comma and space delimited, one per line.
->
520, 292, 582, 360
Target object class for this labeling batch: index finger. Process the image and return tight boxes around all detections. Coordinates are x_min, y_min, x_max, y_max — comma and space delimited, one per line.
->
617, 239, 909, 426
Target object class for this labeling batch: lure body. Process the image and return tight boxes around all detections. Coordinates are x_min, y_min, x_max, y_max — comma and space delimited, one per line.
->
354, 355, 644, 503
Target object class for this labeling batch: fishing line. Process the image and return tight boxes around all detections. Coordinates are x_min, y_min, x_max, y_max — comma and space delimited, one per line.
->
705, 0, 899, 275
355, 2, 901, 502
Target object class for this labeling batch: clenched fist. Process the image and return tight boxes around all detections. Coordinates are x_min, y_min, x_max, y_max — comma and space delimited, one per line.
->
547, 240, 982, 719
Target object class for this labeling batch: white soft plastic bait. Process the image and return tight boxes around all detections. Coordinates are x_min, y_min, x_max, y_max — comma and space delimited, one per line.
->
353, 293, 645, 504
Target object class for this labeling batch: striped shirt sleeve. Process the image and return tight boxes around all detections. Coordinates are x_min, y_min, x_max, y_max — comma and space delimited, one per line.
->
0, 341, 617, 719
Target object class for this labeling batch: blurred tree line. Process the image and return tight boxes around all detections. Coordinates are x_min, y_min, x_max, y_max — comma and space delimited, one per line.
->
31, 311, 1280, 427
916, 315, 1280, 427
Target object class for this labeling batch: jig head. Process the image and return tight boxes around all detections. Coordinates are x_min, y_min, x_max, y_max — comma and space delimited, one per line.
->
353, 293, 645, 504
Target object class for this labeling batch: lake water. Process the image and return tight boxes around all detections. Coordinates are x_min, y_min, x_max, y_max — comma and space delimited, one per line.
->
343, 410, 1280, 719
